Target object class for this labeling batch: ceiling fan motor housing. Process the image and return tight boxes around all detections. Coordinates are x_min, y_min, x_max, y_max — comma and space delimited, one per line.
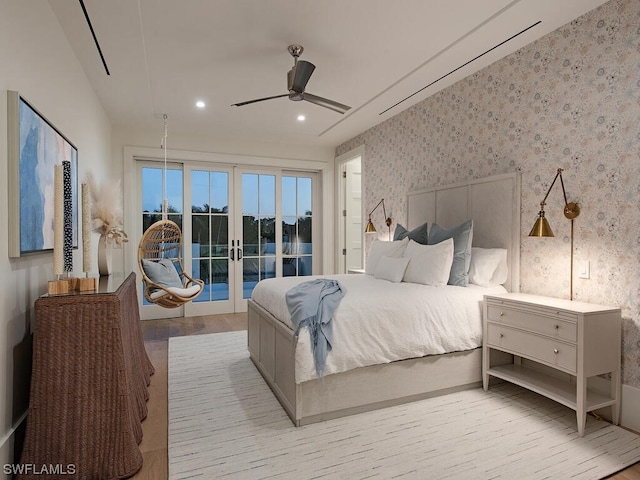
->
287, 69, 304, 100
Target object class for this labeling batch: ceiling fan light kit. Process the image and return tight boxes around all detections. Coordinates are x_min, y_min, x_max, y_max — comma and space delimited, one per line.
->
232, 44, 351, 114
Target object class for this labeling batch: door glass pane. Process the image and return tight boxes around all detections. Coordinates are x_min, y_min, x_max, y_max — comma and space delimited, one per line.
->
243, 259, 259, 298
192, 215, 210, 257
282, 176, 296, 216
192, 170, 209, 212
298, 256, 312, 276
211, 259, 229, 301
192, 259, 210, 302
166, 169, 183, 214
261, 217, 276, 255
242, 173, 276, 299
191, 169, 229, 305
211, 216, 228, 257
298, 177, 312, 215
142, 168, 163, 213
259, 175, 276, 214
298, 217, 312, 254
281, 175, 313, 277
261, 257, 276, 280
242, 174, 258, 215
211, 172, 229, 213
243, 216, 259, 256
282, 216, 297, 255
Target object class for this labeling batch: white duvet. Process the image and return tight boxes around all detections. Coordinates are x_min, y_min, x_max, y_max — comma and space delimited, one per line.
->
251, 274, 507, 383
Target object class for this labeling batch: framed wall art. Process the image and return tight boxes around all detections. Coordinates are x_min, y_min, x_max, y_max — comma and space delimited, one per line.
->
8, 90, 78, 257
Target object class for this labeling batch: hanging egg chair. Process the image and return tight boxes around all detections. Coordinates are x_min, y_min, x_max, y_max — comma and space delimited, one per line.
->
137, 115, 204, 308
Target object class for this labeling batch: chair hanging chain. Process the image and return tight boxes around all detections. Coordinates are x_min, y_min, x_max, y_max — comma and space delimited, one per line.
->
162, 114, 168, 221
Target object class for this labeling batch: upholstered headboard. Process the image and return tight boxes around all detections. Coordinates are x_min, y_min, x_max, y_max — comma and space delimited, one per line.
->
406, 172, 521, 292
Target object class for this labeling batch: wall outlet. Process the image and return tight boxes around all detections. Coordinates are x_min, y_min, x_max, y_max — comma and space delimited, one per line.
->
578, 261, 590, 279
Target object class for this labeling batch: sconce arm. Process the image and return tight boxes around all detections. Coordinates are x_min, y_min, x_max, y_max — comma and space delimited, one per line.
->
539, 168, 580, 220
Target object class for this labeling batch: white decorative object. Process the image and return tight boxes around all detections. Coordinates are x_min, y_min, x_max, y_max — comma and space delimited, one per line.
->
97, 233, 112, 276
87, 173, 128, 276
53, 164, 64, 276
482, 292, 621, 437
82, 182, 92, 273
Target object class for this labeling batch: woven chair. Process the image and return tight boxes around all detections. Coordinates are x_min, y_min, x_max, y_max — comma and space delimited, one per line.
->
137, 219, 204, 308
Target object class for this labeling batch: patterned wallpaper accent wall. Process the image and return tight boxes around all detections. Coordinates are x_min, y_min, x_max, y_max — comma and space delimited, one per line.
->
336, 0, 640, 388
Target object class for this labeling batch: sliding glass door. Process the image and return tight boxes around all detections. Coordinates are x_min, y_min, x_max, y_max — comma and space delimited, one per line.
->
188, 167, 234, 314
140, 163, 317, 318
139, 162, 316, 317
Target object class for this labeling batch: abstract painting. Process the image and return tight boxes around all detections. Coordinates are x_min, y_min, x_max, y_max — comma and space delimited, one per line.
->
8, 91, 78, 257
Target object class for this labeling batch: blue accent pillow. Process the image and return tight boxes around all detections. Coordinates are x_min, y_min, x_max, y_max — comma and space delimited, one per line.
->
428, 220, 473, 286
393, 223, 429, 245
141, 258, 183, 289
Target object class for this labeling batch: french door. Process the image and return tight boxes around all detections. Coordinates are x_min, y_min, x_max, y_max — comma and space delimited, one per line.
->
139, 162, 316, 318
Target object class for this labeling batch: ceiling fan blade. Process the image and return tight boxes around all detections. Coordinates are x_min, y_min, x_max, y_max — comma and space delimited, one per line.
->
232, 94, 288, 107
291, 60, 315, 92
302, 92, 351, 114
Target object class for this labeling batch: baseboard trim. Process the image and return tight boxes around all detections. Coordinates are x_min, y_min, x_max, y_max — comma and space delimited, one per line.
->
0, 411, 27, 452
621, 384, 640, 433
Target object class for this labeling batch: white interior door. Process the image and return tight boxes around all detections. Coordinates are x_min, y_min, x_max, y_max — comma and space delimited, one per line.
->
345, 158, 362, 271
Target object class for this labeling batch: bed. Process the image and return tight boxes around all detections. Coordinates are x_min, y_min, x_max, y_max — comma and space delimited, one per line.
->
248, 172, 521, 426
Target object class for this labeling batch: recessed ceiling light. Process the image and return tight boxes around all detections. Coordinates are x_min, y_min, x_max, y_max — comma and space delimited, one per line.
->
196, 100, 206, 109
297, 114, 306, 121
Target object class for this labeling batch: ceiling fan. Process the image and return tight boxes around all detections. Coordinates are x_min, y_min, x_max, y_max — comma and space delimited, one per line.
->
232, 45, 351, 114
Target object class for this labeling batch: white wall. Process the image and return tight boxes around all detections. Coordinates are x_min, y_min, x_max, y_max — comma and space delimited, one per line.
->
0, 0, 112, 466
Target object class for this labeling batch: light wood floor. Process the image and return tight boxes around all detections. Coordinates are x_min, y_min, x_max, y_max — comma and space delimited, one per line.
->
131, 313, 640, 480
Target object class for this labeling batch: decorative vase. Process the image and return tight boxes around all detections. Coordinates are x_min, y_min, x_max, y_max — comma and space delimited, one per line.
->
97, 234, 112, 276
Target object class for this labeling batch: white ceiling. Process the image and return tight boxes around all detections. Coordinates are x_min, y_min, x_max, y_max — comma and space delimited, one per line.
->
49, 0, 608, 149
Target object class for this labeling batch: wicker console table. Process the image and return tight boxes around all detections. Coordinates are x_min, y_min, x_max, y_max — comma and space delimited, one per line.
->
19, 272, 154, 479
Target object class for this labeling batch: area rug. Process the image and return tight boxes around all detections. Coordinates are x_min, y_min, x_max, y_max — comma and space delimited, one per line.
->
168, 331, 640, 480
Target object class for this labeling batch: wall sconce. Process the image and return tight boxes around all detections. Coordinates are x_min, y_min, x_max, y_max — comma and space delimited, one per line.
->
529, 168, 580, 300
365, 198, 392, 241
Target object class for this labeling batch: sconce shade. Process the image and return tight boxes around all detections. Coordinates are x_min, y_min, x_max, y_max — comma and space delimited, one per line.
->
529, 213, 554, 237
365, 217, 377, 233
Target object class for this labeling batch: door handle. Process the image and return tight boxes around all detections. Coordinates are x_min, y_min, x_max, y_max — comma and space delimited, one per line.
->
230, 240, 235, 261
237, 239, 242, 260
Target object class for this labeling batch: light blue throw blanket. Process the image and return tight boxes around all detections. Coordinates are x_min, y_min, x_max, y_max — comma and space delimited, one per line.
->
285, 279, 345, 379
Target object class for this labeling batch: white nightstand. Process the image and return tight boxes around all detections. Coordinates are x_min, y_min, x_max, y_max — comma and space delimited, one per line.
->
347, 268, 365, 274
482, 292, 621, 436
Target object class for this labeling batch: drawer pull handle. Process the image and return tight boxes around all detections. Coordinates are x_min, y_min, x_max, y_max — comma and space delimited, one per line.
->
499, 311, 504, 317
554, 324, 560, 330
499, 333, 504, 338
554, 349, 559, 354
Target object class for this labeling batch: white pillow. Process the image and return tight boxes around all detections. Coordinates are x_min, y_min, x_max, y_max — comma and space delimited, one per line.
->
365, 237, 409, 275
468, 247, 508, 287
402, 238, 454, 286
374, 255, 410, 283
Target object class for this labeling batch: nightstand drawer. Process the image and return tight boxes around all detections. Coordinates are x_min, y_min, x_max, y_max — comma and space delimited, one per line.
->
487, 324, 577, 373
486, 304, 577, 342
